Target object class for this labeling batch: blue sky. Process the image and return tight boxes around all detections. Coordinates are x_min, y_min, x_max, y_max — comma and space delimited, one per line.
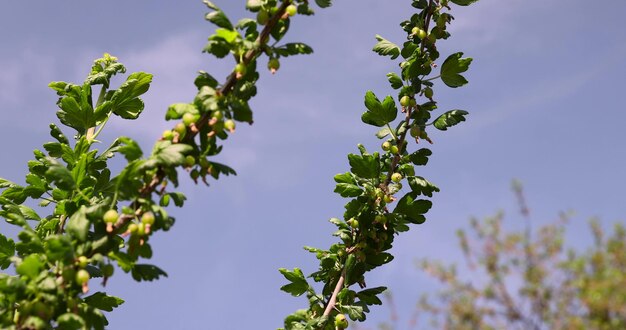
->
1, 1, 626, 329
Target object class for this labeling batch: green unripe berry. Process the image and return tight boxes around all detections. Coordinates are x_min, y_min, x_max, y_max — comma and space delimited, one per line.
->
347, 218, 359, 229
185, 155, 196, 167
419, 130, 428, 139
212, 111, 224, 121
390, 145, 399, 154
102, 264, 114, 277
77, 256, 88, 268
256, 10, 269, 25
224, 119, 236, 132
384, 194, 393, 203
268, 58, 280, 73
174, 122, 187, 137
182, 112, 197, 126
128, 223, 139, 235
286, 4, 297, 17
410, 126, 421, 138
412, 27, 427, 40
391, 172, 403, 183
375, 214, 387, 224
381, 141, 391, 151
335, 314, 349, 329
137, 223, 146, 236
235, 63, 247, 76
409, 98, 417, 107
162, 130, 174, 141
424, 87, 433, 99
141, 212, 155, 226
103, 209, 118, 224
400, 95, 410, 107
76, 269, 90, 285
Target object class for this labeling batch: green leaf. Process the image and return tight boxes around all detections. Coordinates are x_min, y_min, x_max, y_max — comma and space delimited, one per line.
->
433, 110, 468, 130
334, 183, 363, 198
214, 28, 239, 44
334, 172, 356, 184
407, 176, 440, 197
16, 254, 43, 279
315, 0, 332, 8
131, 264, 167, 281
386, 72, 403, 89
67, 206, 89, 242
0, 234, 15, 269
357, 286, 387, 306
348, 153, 379, 179
394, 192, 432, 224
45, 235, 73, 263
279, 268, 309, 297
56, 96, 93, 133
440, 52, 472, 88
45, 161, 75, 191
342, 304, 366, 321
152, 141, 192, 167
0, 177, 16, 189
205, 10, 233, 30
117, 137, 143, 161
57, 313, 86, 330
450, 0, 479, 5
375, 127, 392, 139
273, 43, 314, 57
49, 123, 70, 145
373, 35, 400, 59
165, 103, 197, 120
110, 72, 153, 119
361, 91, 397, 127
84, 292, 125, 312
409, 148, 432, 166
246, 0, 263, 11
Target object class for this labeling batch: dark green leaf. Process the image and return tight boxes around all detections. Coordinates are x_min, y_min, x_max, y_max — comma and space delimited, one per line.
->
279, 268, 309, 297
131, 264, 167, 281
433, 110, 468, 130
152, 141, 192, 167
45, 161, 75, 190
373, 35, 400, 59
357, 286, 387, 306
67, 206, 89, 242
0, 234, 15, 269
194, 71, 218, 89
386, 72, 403, 89
50, 123, 69, 144
407, 176, 440, 197
409, 148, 432, 166
205, 10, 233, 30
440, 52, 472, 88
110, 72, 153, 119
394, 192, 432, 224
361, 91, 397, 127
84, 292, 125, 312
334, 183, 363, 198
45, 235, 73, 263
16, 254, 43, 279
56, 96, 93, 133
273, 43, 314, 57
348, 153, 379, 179
343, 304, 366, 321
315, 0, 332, 8
450, 0, 479, 5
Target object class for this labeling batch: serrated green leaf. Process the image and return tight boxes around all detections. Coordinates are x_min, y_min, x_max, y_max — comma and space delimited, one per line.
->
45, 161, 75, 191
56, 96, 93, 133
214, 28, 239, 44
273, 43, 314, 57
49, 123, 69, 145
433, 110, 468, 130
44, 235, 73, 263
386, 72, 403, 89
117, 137, 143, 161
67, 206, 89, 241
348, 153, 379, 179
407, 176, 440, 197
357, 286, 387, 306
450, 0, 479, 5
279, 268, 309, 297
334, 183, 363, 198
334, 172, 356, 184
409, 148, 432, 166
194, 71, 218, 89
315, 0, 332, 8
110, 72, 153, 119
205, 10, 233, 30
246, 0, 263, 11
440, 52, 472, 88
373, 35, 400, 59
394, 192, 432, 224
84, 292, 125, 312
343, 304, 366, 321
16, 254, 43, 279
361, 91, 397, 127
152, 141, 192, 167
0, 234, 15, 269
131, 264, 167, 281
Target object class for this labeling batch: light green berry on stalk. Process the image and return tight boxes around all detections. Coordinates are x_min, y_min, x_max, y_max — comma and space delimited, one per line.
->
212, 111, 224, 121
335, 314, 349, 329
103, 209, 118, 224
77, 256, 88, 268
141, 212, 155, 226
224, 119, 236, 132
75, 269, 89, 285
391, 172, 403, 183
381, 140, 391, 151
286, 4, 297, 17
162, 130, 174, 141
182, 112, 196, 126
185, 155, 196, 167
400, 95, 410, 107
174, 122, 186, 137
